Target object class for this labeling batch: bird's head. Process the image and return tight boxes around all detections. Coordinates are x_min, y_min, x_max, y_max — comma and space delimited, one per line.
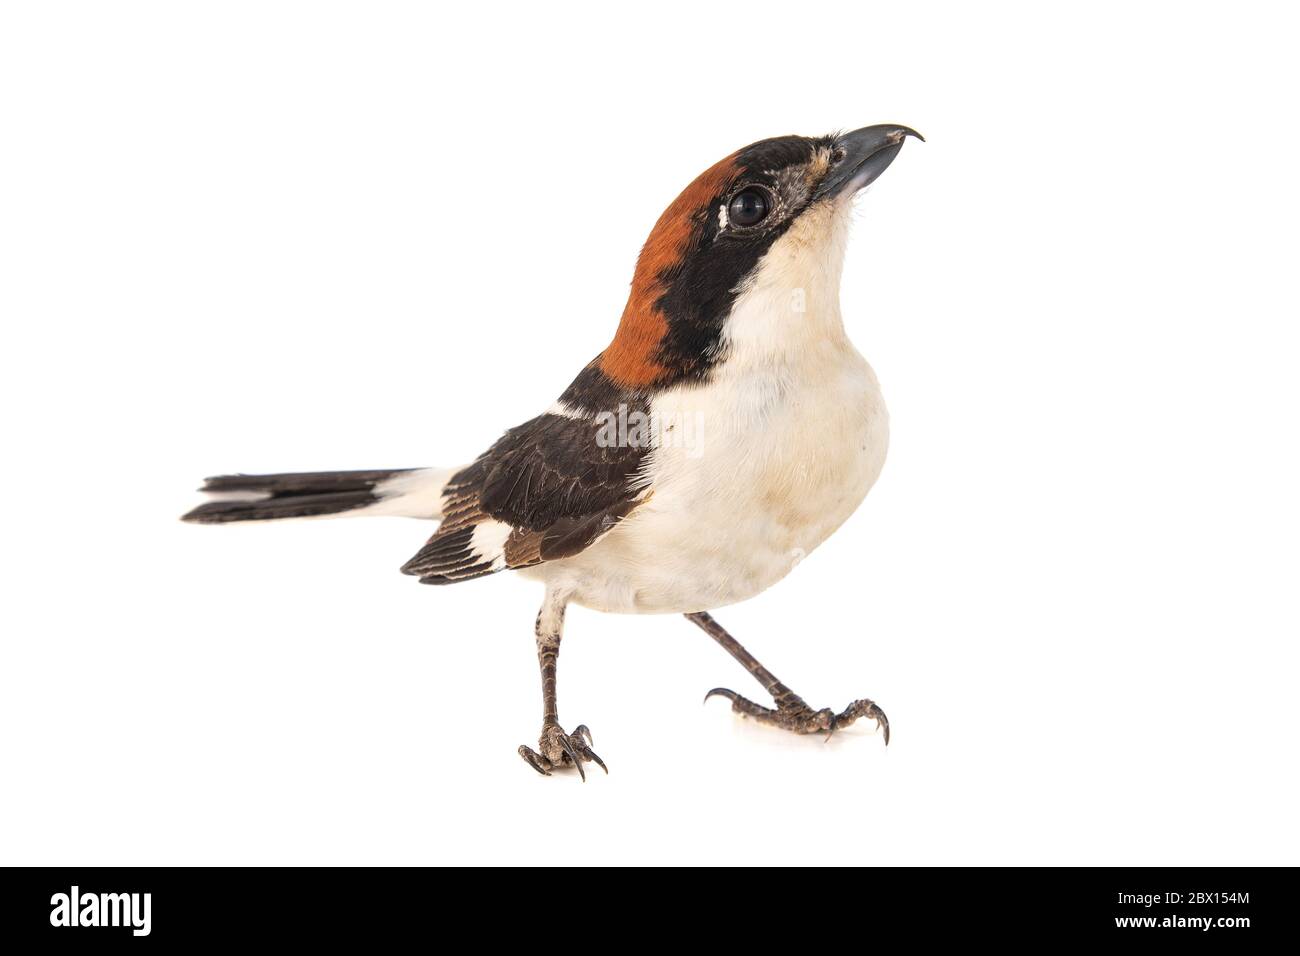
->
594, 124, 921, 394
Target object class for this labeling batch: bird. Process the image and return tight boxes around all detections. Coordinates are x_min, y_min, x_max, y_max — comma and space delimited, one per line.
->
183, 123, 922, 780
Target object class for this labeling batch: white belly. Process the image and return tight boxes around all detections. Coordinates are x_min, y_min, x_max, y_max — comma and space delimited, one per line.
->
530, 343, 889, 614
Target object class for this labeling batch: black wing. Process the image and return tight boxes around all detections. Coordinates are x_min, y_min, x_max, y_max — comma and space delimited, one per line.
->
400, 399, 650, 585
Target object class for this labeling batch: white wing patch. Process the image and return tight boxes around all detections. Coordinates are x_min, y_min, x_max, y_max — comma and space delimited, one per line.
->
470, 519, 515, 571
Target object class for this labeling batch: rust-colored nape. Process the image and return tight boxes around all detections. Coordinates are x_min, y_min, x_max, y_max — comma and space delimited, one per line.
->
599, 153, 739, 388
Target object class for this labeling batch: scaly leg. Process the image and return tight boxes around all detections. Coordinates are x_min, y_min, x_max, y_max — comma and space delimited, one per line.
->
686, 611, 889, 744
518, 589, 608, 780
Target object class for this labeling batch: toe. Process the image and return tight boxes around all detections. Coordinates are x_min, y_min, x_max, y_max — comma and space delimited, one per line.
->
558, 733, 587, 782
518, 745, 552, 776
703, 687, 739, 704
578, 741, 608, 775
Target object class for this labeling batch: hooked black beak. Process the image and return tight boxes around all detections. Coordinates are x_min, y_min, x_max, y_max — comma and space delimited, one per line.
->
814, 124, 923, 201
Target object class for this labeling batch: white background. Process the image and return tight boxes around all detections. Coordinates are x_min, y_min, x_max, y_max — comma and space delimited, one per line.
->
2, 1, 1297, 866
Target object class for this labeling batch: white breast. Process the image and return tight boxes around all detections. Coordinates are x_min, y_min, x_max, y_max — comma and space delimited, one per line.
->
548, 347, 886, 614
530, 201, 889, 614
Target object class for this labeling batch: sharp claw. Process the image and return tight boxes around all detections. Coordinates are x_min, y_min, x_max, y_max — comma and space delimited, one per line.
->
518, 745, 552, 776
559, 734, 587, 782
583, 746, 609, 775
569, 725, 607, 774
704, 687, 738, 705
879, 714, 890, 746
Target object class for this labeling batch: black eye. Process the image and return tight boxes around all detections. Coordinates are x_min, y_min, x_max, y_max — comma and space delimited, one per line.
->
728, 188, 770, 227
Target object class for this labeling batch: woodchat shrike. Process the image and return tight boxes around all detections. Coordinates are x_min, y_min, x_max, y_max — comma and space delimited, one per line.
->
185, 124, 923, 779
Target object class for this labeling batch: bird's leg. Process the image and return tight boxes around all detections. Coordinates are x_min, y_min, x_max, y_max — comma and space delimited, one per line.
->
686, 611, 889, 744
518, 590, 607, 780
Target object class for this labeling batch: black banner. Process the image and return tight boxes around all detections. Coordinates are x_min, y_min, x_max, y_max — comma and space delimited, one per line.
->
0, 867, 1288, 945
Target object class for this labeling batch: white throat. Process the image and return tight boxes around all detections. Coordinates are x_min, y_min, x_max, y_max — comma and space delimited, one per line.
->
718, 200, 854, 372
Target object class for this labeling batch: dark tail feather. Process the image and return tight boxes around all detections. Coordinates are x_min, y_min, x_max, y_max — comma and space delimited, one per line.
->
181, 468, 435, 524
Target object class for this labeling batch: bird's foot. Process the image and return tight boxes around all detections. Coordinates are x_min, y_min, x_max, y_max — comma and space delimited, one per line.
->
705, 688, 890, 745
518, 722, 608, 781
